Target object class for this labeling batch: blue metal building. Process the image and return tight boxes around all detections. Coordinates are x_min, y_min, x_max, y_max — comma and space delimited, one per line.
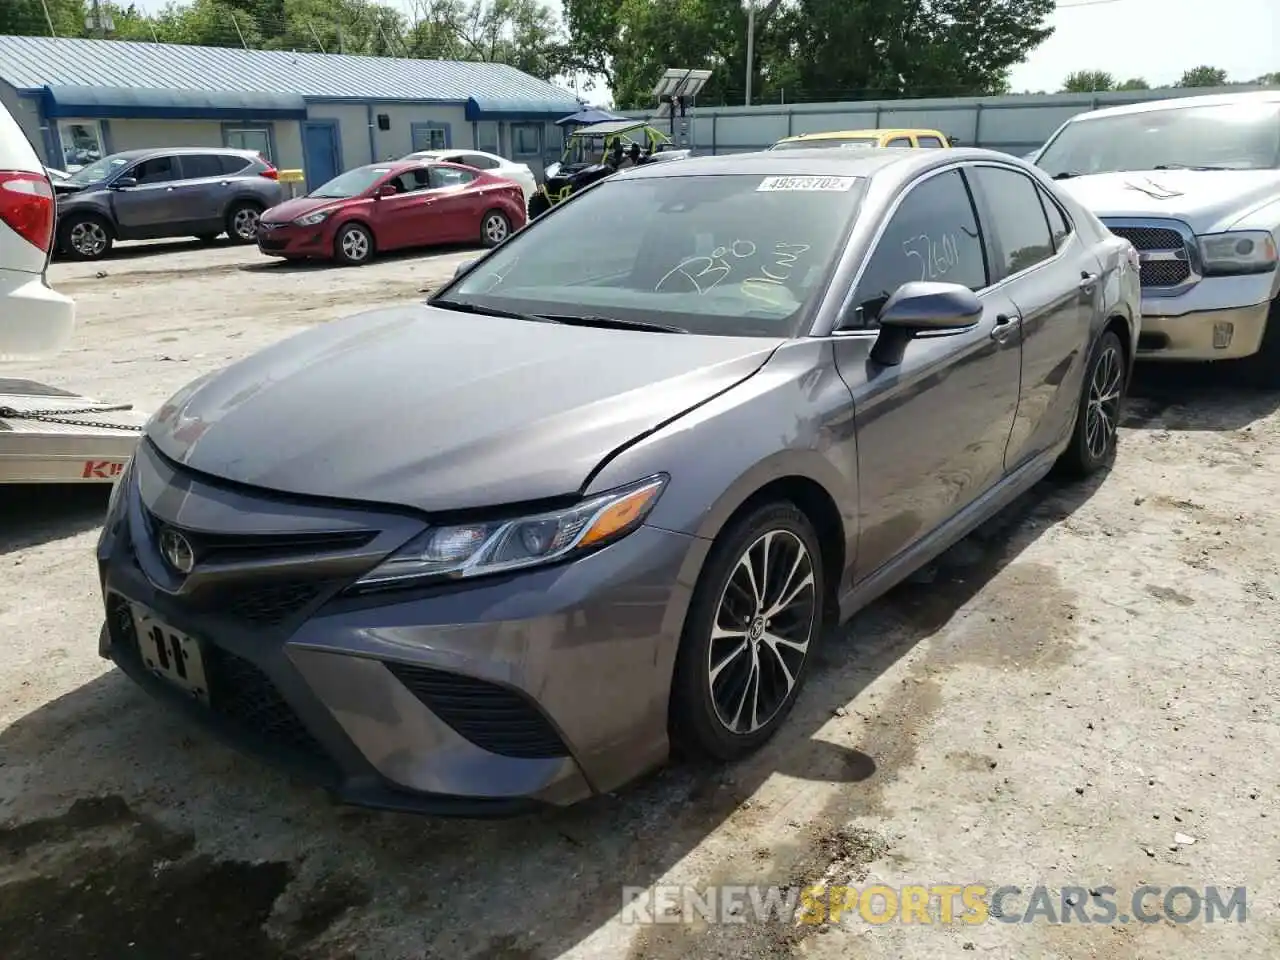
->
0, 35, 583, 185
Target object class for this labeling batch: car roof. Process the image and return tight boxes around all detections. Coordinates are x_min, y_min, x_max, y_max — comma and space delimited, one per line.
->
105, 146, 263, 161
615, 147, 1008, 182
1070, 89, 1280, 122
777, 128, 947, 142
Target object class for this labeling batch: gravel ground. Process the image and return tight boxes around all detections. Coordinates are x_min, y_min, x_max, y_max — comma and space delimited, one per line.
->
1, 238, 1277, 960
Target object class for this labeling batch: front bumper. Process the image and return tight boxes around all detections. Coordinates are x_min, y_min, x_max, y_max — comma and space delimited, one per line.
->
256, 222, 333, 258
1135, 300, 1272, 361
97, 442, 705, 815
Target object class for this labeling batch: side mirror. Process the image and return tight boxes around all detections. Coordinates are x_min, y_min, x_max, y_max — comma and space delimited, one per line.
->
868, 281, 982, 367
453, 259, 477, 280
375, 183, 398, 198
112, 176, 137, 189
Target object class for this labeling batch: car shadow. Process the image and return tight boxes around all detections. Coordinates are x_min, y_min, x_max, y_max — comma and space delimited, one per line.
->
53, 238, 232, 263
1124, 362, 1280, 431
0, 471, 1105, 959
0, 484, 109, 557
237, 243, 482, 275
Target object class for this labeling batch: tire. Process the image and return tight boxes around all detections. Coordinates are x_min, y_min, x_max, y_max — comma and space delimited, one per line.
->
1234, 295, 1280, 388
195, 233, 220, 244
333, 222, 374, 266
480, 209, 511, 248
58, 213, 114, 261
669, 502, 825, 762
1056, 329, 1125, 478
527, 192, 550, 220
225, 201, 263, 243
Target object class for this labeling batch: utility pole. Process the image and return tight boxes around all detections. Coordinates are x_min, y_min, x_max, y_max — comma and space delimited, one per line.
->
744, 0, 755, 107
230, 13, 248, 49
89, 0, 107, 37
38, 0, 56, 36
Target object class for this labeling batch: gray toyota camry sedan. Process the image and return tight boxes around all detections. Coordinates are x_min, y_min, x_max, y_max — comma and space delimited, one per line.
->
97, 148, 1141, 816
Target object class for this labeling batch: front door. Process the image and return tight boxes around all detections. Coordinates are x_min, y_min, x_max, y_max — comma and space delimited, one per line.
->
966, 164, 1098, 471
831, 166, 1023, 581
302, 123, 340, 193
110, 154, 185, 237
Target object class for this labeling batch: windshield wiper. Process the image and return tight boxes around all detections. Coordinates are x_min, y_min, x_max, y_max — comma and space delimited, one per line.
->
1052, 170, 1084, 180
429, 298, 561, 324
538, 314, 689, 334
1153, 163, 1241, 171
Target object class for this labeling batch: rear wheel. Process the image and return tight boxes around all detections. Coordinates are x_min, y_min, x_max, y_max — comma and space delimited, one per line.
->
334, 222, 373, 266
59, 213, 113, 261
225, 202, 262, 243
480, 210, 511, 247
527, 192, 550, 220
1056, 329, 1125, 477
670, 503, 824, 761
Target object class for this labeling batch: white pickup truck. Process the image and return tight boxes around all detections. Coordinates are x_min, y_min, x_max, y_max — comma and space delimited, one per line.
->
1033, 90, 1280, 379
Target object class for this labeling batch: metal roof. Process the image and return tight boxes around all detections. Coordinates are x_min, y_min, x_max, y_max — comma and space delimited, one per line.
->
0, 36, 581, 116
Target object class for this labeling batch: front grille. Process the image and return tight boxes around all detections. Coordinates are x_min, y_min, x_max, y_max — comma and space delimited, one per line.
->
257, 234, 288, 251
223, 581, 328, 626
107, 594, 336, 773
384, 661, 570, 759
1104, 222, 1193, 288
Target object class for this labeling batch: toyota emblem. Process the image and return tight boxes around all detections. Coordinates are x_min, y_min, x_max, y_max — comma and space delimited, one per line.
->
159, 527, 195, 574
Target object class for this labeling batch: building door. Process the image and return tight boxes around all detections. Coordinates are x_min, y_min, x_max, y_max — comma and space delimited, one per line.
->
303, 122, 340, 191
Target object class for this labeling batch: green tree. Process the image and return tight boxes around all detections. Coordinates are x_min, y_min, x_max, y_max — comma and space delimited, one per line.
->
0, 0, 87, 36
1116, 77, 1149, 91
1254, 71, 1280, 86
1177, 65, 1228, 87
1061, 70, 1114, 92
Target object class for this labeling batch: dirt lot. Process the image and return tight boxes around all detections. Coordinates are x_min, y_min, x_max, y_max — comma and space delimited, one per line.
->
1, 239, 1278, 960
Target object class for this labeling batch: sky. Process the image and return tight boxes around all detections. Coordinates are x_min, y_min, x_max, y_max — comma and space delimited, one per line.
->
129, 0, 1277, 102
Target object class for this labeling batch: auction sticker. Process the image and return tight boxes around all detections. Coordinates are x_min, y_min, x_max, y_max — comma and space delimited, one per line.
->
757, 175, 857, 192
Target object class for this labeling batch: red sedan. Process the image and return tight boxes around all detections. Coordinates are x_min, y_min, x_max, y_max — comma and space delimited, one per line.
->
256, 159, 526, 266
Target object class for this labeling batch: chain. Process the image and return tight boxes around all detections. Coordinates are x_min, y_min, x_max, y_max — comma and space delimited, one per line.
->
0, 404, 146, 432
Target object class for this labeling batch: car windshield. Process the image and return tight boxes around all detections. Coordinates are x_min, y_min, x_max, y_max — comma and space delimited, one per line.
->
1037, 102, 1280, 175
310, 166, 394, 198
436, 173, 867, 337
563, 135, 612, 166
772, 137, 879, 151
66, 155, 129, 185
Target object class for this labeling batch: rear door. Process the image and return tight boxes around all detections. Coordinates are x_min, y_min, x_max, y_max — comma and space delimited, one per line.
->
424, 164, 481, 242
110, 154, 184, 237
175, 153, 234, 231
966, 163, 1097, 470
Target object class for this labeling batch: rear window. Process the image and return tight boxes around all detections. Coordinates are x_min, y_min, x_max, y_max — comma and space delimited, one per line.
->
180, 155, 225, 179
219, 154, 252, 174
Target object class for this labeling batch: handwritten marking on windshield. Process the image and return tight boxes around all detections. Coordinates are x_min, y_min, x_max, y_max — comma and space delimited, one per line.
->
903, 233, 961, 281
656, 241, 756, 294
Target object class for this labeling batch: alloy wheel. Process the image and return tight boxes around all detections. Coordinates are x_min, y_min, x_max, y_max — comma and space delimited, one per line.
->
341, 228, 370, 262
70, 221, 108, 258
708, 530, 817, 735
1086, 343, 1123, 460
232, 207, 260, 240
484, 213, 509, 245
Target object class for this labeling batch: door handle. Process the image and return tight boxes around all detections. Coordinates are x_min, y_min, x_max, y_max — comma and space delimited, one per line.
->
991, 313, 1021, 341
165, 186, 175, 191
1079, 271, 1098, 291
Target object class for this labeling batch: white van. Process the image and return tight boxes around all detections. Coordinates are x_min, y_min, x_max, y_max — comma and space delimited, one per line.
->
0, 100, 73, 357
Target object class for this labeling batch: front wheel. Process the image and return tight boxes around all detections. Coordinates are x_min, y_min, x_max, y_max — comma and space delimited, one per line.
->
669, 503, 824, 761
59, 214, 114, 261
1057, 329, 1125, 477
333, 222, 373, 266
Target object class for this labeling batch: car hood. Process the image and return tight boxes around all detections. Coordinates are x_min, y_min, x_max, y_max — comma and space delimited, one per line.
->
147, 305, 782, 512
262, 195, 352, 223
1056, 169, 1280, 233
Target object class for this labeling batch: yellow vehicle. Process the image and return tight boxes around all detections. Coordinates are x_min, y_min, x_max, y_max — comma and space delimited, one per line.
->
770, 128, 952, 151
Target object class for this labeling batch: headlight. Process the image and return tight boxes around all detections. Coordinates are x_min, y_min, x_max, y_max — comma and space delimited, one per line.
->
353, 475, 668, 590
1197, 230, 1278, 276
294, 210, 332, 227
545, 162, 560, 179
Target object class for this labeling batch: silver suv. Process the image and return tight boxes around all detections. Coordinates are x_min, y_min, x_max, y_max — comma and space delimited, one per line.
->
53, 147, 287, 260
1035, 91, 1280, 379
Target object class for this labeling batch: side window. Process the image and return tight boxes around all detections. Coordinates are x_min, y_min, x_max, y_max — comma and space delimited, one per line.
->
392, 168, 433, 193
429, 166, 478, 189
463, 153, 499, 170
1038, 186, 1073, 251
917, 136, 945, 148
218, 154, 252, 175
969, 166, 1056, 277
180, 154, 225, 179
851, 169, 988, 328
131, 155, 179, 184
886, 137, 912, 148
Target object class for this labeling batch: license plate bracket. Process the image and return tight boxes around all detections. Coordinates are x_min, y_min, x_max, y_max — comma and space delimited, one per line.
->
130, 604, 210, 704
